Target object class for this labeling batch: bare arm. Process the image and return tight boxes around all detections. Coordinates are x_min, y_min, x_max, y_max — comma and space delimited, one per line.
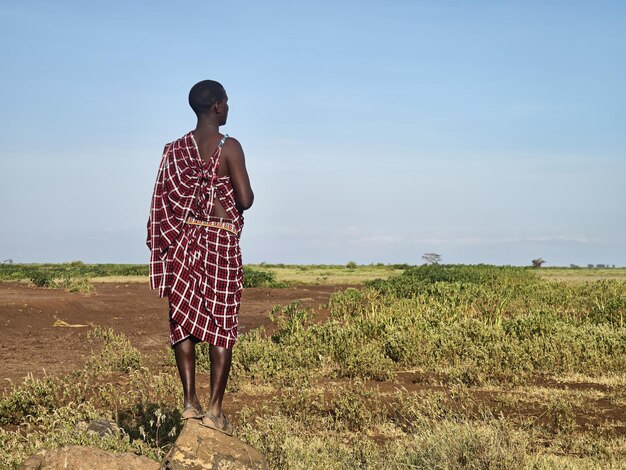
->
223, 138, 254, 212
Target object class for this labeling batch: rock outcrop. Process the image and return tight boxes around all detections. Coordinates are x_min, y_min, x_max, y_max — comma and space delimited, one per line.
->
18, 445, 159, 470
160, 419, 268, 470
19, 418, 268, 470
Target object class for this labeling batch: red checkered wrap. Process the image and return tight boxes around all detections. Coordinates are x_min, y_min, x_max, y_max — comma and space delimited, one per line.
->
147, 131, 244, 348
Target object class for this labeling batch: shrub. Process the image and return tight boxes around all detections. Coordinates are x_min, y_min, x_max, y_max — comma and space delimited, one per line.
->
86, 326, 142, 373
243, 267, 287, 288
29, 271, 54, 287
59, 275, 94, 293
0, 375, 61, 425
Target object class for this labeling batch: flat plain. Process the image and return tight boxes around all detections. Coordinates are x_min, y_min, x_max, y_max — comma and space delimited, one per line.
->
0, 264, 624, 469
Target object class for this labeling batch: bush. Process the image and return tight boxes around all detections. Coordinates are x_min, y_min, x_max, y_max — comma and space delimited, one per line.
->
0, 375, 61, 425
29, 271, 54, 287
366, 264, 539, 298
59, 275, 94, 293
86, 326, 142, 373
243, 267, 288, 288
0, 263, 150, 284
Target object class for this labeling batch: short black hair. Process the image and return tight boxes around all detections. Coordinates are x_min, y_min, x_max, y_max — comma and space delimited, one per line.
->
188, 80, 226, 117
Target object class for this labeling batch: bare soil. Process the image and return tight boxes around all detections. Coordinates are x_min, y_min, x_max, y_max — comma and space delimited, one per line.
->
0, 282, 341, 392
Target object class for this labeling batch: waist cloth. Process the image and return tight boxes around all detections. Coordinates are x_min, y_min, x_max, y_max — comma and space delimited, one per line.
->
148, 131, 244, 349
168, 215, 243, 349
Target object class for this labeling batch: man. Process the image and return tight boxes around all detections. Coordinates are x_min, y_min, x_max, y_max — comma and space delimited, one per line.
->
147, 80, 253, 435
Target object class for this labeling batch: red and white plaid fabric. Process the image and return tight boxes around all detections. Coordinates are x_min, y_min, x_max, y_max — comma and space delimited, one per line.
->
147, 131, 244, 348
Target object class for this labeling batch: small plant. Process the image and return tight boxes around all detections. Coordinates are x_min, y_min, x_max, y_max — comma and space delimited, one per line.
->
59, 275, 94, 293
546, 397, 577, 435
86, 326, 141, 373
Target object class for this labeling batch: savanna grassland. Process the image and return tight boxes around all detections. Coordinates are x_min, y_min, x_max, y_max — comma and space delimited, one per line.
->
1, 263, 625, 469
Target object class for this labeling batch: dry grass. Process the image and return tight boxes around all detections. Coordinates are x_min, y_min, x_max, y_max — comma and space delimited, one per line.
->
540, 267, 626, 283
246, 264, 405, 285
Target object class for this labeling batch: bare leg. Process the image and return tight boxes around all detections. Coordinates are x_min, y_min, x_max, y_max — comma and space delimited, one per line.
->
207, 344, 232, 417
174, 338, 202, 412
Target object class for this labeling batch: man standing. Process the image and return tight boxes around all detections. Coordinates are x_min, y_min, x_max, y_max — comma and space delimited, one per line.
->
147, 80, 253, 435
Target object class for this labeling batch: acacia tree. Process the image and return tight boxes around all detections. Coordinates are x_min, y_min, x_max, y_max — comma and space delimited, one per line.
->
531, 258, 545, 268
422, 253, 442, 265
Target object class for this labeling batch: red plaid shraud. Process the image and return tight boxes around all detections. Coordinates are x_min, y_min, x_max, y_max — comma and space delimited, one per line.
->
147, 131, 244, 348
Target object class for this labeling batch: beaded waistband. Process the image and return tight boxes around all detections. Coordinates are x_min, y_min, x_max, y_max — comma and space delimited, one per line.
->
185, 216, 237, 235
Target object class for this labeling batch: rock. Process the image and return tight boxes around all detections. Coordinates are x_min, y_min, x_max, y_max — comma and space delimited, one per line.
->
18, 445, 159, 470
87, 419, 122, 437
160, 419, 268, 470
19, 419, 268, 470
75, 419, 121, 438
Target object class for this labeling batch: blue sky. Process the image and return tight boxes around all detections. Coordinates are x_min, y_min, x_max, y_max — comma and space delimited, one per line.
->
1, 0, 624, 266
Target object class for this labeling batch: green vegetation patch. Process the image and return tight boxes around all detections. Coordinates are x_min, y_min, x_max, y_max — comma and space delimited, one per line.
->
0, 263, 149, 293
0, 329, 180, 469
224, 291, 625, 388
2, 264, 625, 468
0, 262, 149, 282
243, 267, 288, 288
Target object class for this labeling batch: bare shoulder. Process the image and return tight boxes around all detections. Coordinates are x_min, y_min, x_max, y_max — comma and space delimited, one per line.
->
224, 136, 244, 152
223, 137, 246, 163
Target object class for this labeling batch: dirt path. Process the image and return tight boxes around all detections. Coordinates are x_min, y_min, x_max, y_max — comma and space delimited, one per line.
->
0, 282, 347, 392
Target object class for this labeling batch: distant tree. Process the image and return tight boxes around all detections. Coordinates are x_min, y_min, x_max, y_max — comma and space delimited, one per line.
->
531, 258, 545, 268
2, 259, 13, 264
346, 261, 357, 269
422, 253, 442, 265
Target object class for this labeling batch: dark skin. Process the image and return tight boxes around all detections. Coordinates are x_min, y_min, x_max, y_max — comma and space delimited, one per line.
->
174, 91, 253, 429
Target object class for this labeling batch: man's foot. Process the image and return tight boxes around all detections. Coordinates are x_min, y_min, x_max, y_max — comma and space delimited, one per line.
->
181, 405, 203, 420
182, 398, 204, 420
200, 412, 234, 436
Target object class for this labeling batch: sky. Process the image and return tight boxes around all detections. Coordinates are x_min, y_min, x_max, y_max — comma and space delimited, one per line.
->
0, 0, 625, 266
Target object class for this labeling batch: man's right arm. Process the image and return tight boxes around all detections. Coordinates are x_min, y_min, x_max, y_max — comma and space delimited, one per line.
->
225, 138, 254, 212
